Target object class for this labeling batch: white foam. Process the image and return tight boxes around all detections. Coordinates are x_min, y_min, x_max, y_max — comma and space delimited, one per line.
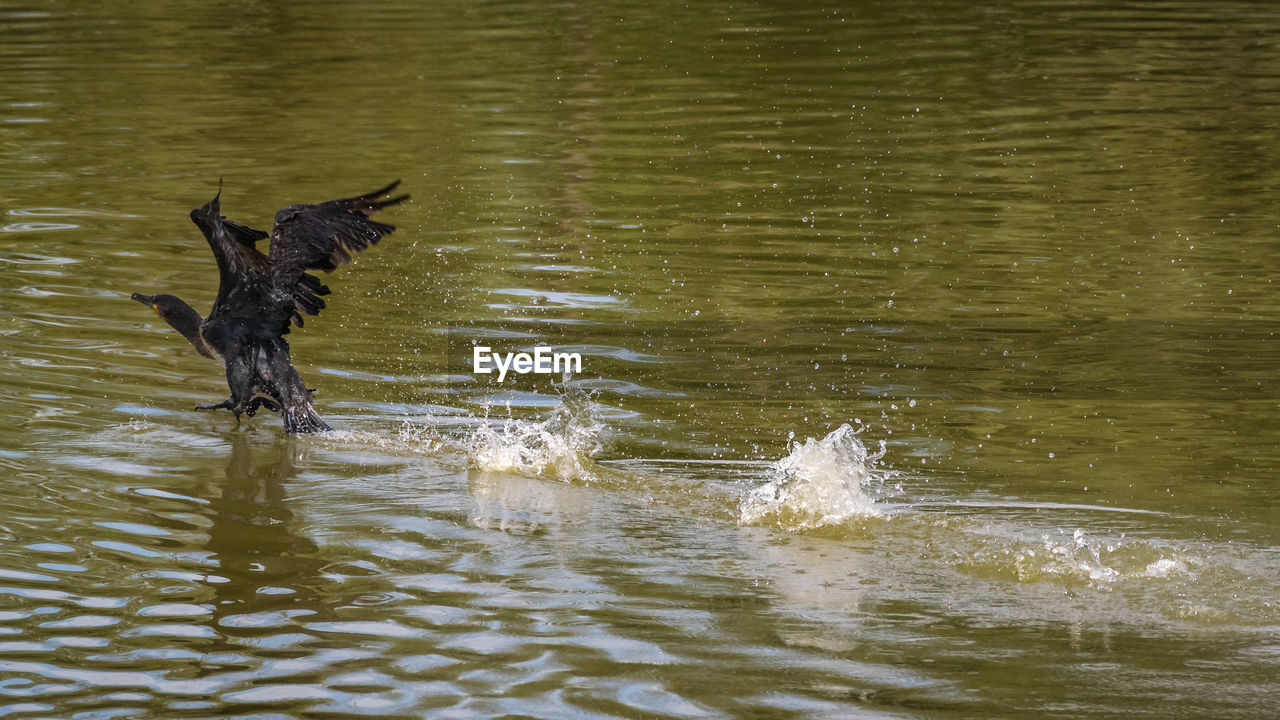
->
739, 424, 889, 530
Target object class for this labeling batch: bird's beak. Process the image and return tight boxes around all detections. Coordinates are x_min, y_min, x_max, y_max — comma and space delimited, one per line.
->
131, 293, 159, 315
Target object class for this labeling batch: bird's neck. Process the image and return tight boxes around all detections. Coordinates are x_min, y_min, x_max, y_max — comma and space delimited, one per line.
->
162, 298, 212, 357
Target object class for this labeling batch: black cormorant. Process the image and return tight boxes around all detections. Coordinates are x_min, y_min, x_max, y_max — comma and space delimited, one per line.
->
132, 181, 409, 433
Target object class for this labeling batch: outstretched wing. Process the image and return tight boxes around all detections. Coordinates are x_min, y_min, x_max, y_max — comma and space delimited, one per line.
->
188, 186, 287, 336
268, 180, 409, 327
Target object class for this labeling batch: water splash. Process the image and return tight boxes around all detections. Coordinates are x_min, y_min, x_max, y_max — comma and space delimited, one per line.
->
739, 424, 890, 530
466, 382, 609, 482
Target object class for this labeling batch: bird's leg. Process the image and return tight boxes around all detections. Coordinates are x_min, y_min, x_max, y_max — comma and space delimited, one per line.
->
245, 395, 281, 417
218, 353, 257, 421
195, 398, 234, 411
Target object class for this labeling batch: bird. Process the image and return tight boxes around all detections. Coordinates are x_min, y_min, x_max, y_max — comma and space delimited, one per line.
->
131, 180, 409, 433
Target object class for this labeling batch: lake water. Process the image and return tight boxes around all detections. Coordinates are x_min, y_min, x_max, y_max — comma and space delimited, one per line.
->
1, 1, 1277, 717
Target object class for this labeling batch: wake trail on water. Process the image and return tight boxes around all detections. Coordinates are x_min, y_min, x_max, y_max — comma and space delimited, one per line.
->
107, 386, 1277, 624
310, 389, 1280, 620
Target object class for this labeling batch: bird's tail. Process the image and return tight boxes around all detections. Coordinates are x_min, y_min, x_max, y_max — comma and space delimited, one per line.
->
265, 340, 333, 434
283, 400, 331, 434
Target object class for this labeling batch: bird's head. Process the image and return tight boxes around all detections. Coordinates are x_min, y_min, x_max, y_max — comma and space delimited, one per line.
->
132, 292, 173, 317
131, 292, 203, 339
189, 179, 222, 234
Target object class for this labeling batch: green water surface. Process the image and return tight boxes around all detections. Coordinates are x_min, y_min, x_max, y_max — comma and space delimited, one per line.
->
1, 1, 1277, 717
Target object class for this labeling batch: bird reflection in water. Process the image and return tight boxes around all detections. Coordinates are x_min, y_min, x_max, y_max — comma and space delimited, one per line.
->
204, 433, 324, 621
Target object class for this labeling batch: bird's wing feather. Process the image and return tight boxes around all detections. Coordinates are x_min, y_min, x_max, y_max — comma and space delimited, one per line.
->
268, 180, 408, 326
189, 186, 290, 338
223, 217, 269, 248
